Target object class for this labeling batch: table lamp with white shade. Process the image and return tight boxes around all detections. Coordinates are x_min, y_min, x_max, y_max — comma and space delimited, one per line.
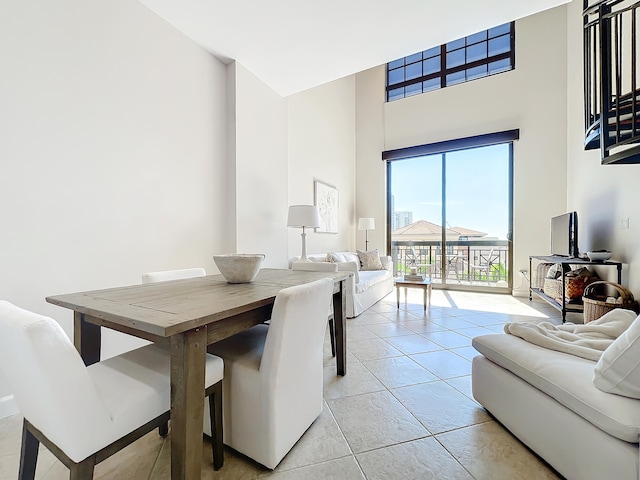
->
358, 217, 375, 250
287, 205, 321, 262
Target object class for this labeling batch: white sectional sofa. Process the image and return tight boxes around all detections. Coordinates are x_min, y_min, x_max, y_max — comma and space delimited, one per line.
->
290, 251, 394, 318
472, 320, 640, 480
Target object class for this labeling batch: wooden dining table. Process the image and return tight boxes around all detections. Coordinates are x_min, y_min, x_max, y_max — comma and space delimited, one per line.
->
46, 268, 350, 479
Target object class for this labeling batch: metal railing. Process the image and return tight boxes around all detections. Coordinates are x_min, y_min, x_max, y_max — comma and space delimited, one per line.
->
391, 240, 510, 285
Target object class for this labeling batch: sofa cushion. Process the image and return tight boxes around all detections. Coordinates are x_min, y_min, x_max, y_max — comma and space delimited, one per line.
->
357, 249, 384, 271
594, 314, 640, 399
473, 333, 640, 443
356, 270, 391, 294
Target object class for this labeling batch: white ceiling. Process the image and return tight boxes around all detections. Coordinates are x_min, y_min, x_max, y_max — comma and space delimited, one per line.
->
138, 0, 571, 97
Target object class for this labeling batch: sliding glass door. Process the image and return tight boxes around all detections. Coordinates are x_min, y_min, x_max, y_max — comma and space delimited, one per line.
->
388, 142, 513, 292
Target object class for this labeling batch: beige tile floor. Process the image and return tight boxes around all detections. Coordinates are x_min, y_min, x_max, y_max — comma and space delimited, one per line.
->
0, 289, 572, 480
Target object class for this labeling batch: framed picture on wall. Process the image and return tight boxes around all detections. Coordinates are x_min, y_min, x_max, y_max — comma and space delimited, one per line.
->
314, 180, 338, 233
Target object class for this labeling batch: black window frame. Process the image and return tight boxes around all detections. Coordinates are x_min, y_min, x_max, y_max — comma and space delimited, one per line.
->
386, 22, 516, 102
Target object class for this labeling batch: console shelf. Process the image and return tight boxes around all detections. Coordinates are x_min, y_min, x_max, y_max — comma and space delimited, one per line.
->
529, 255, 622, 322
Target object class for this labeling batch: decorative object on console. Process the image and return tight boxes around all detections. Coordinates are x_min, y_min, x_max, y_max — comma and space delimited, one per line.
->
314, 180, 338, 233
586, 250, 613, 262
213, 253, 265, 283
357, 217, 375, 250
287, 205, 321, 262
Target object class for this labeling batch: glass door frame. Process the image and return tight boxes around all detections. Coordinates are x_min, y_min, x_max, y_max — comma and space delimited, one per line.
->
384, 130, 517, 293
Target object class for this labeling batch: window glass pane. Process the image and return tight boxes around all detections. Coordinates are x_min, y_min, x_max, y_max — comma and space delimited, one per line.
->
446, 70, 465, 86
446, 38, 465, 51
405, 82, 422, 97
423, 46, 440, 58
388, 87, 405, 101
467, 31, 487, 45
489, 23, 510, 38
388, 68, 405, 86
388, 58, 404, 69
406, 52, 422, 64
423, 56, 441, 75
488, 58, 511, 74
385, 22, 514, 101
406, 62, 422, 81
446, 49, 465, 68
467, 65, 488, 80
467, 42, 487, 63
488, 35, 510, 56
423, 77, 440, 92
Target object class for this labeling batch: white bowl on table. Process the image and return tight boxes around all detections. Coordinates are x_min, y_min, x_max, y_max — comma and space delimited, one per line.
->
213, 254, 265, 283
586, 251, 612, 262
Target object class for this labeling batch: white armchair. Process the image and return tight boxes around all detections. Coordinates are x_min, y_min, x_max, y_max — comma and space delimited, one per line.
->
0, 300, 225, 477
206, 278, 334, 469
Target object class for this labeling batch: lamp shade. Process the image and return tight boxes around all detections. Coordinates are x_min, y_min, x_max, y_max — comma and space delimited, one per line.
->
287, 205, 321, 228
358, 218, 375, 230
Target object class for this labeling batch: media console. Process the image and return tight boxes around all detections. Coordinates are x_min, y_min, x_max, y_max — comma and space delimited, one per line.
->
529, 255, 622, 322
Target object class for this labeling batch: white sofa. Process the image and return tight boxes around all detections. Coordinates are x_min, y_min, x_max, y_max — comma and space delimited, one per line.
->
290, 251, 394, 318
472, 323, 640, 480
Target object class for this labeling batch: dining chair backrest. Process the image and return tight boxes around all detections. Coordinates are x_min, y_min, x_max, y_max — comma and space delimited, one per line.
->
259, 278, 334, 398
141, 267, 206, 283
0, 301, 111, 458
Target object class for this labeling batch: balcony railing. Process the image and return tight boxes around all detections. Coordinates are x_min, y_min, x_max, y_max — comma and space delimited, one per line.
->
391, 240, 510, 285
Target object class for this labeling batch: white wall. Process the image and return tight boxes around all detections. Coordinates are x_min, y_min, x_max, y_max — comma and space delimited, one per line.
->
231, 63, 289, 267
288, 77, 357, 258
566, 1, 640, 291
355, 6, 569, 295
0, 0, 228, 409
356, 67, 387, 253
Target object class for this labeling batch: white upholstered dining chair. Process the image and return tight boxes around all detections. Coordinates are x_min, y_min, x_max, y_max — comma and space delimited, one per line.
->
141, 267, 206, 283
0, 300, 224, 478
205, 278, 334, 469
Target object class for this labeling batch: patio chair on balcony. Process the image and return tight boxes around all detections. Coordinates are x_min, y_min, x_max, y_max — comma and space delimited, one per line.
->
466, 248, 499, 284
406, 247, 434, 279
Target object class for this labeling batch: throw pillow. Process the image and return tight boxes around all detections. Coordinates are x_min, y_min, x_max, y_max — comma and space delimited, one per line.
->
357, 249, 384, 271
593, 311, 640, 398
327, 252, 347, 263
343, 252, 361, 269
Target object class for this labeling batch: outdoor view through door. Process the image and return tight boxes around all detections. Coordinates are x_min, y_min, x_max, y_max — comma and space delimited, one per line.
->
387, 141, 513, 292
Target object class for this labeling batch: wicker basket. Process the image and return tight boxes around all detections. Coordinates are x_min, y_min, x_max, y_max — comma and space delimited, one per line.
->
543, 278, 562, 301
534, 263, 554, 289
582, 281, 638, 323
564, 269, 597, 300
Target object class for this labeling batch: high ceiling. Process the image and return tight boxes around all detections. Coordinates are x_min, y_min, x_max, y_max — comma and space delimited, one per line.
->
138, 0, 571, 97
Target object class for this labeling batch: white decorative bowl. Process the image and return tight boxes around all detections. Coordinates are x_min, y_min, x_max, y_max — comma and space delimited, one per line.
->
213, 254, 265, 283
586, 251, 612, 262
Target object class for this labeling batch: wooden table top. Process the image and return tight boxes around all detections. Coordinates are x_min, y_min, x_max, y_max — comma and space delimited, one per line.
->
46, 268, 349, 337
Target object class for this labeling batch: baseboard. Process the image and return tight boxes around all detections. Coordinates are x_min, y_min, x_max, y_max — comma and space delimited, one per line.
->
0, 395, 19, 420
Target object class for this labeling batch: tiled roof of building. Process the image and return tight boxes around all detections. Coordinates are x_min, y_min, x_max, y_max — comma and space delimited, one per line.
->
392, 220, 486, 238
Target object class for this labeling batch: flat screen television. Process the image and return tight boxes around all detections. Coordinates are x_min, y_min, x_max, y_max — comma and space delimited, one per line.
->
551, 212, 579, 258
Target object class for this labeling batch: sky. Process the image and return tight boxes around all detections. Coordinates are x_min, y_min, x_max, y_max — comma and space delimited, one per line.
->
390, 143, 510, 239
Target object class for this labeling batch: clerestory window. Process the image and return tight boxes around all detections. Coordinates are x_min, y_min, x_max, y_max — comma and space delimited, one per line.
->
386, 22, 515, 101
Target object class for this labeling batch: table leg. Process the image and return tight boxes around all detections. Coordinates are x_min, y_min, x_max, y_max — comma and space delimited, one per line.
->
334, 279, 347, 376
423, 287, 427, 311
74, 312, 101, 366
396, 286, 400, 308
170, 327, 207, 480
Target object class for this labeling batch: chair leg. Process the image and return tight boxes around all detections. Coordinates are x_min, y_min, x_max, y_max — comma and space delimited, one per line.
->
329, 318, 336, 357
208, 381, 224, 470
19, 420, 39, 480
158, 421, 169, 437
69, 457, 95, 480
